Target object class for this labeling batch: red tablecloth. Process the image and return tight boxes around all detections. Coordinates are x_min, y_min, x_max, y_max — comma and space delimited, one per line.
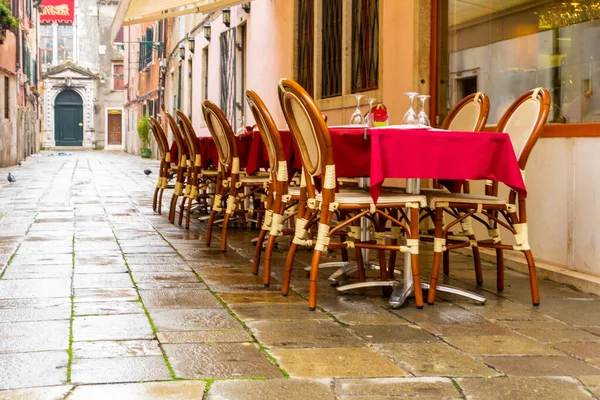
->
326, 126, 526, 203
169, 131, 302, 177
170, 133, 253, 169
168, 126, 526, 203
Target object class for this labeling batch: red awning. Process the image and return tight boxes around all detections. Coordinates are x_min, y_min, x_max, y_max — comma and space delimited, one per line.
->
40, 0, 74, 24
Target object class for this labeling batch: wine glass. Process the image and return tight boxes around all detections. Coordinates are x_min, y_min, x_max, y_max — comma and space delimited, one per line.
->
236, 116, 246, 135
365, 97, 377, 127
402, 92, 419, 125
349, 94, 365, 125
416, 95, 431, 126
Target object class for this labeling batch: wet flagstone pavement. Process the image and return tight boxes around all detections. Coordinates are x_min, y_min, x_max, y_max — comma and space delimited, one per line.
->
0, 152, 600, 398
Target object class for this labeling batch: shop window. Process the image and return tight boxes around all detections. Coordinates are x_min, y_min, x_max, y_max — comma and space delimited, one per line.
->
438, 0, 600, 124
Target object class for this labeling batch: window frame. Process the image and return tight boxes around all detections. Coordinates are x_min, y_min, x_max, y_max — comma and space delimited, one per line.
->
112, 62, 125, 91
294, 0, 382, 111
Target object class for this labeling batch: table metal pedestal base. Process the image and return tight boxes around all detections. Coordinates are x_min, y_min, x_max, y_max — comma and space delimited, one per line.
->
337, 279, 487, 308
303, 261, 379, 284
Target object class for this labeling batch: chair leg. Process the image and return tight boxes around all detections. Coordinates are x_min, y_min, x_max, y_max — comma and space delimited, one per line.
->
157, 188, 164, 214
355, 246, 366, 282
427, 208, 444, 305
378, 248, 392, 297
178, 196, 187, 226
308, 249, 323, 311
169, 194, 179, 223
282, 243, 298, 296
252, 229, 268, 275
443, 250, 450, 276
185, 196, 193, 229
496, 248, 504, 292
263, 234, 277, 287
152, 186, 159, 212
469, 234, 483, 286
206, 210, 217, 246
220, 212, 231, 252
523, 249, 540, 306
410, 207, 424, 309
388, 238, 398, 279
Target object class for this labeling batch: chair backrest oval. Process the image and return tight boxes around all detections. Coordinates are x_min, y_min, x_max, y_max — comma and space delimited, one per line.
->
277, 79, 331, 177
202, 100, 236, 165
441, 92, 490, 132
176, 111, 201, 161
496, 87, 550, 169
149, 117, 168, 157
165, 112, 187, 158
245, 90, 285, 173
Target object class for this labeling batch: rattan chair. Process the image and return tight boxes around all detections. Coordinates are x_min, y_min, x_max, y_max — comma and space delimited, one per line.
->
149, 117, 173, 214
426, 87, 550, 306
278, 79, 427, 311
245, 89, 304, 286
176, 111, 218, 229
422, 92, 490, 285
165, 112, 190, 223
202, 100, 271, 252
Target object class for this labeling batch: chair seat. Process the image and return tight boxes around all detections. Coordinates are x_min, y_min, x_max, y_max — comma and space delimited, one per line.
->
201, 170, 218, 177
240, 175, 271, 184
317, 189, 426, 207
424, 189, 506, 209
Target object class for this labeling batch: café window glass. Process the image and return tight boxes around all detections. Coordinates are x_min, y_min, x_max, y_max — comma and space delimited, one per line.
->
440, 0, 600, 124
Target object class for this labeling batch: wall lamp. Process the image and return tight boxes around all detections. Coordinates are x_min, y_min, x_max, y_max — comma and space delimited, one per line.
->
203, 23, 211, 41
222, 8, 231, 27
188, 36, 195, 53
242, 2, 251, 13
178, 43, 185, 60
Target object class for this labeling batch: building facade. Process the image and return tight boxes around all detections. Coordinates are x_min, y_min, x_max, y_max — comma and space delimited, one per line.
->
41, 0, 124, 149
0, 0, 41, 167
114, 0, 600, 281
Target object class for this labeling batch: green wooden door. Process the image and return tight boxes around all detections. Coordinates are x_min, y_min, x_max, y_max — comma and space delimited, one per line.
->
54, 90, 83, 146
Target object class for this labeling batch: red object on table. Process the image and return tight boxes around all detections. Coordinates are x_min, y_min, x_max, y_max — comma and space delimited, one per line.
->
327, 127, 526, 203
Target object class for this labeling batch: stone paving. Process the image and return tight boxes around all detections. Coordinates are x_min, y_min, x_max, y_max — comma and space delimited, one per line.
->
0, 151, 599, 399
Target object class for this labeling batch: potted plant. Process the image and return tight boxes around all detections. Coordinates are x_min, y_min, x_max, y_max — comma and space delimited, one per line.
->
0, 1, 18, 43
137, 115, 152, 158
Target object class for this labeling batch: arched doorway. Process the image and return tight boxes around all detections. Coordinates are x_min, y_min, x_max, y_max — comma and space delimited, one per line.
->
54, 90, 83, 146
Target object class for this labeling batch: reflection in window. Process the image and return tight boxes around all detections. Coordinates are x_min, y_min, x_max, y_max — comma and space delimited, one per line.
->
443, 0, 600, 124
57, 25, 73, 64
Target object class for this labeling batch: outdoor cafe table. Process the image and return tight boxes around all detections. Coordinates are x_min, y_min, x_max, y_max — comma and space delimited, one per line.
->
326, 125, 526, 306
170, 125, 525, 306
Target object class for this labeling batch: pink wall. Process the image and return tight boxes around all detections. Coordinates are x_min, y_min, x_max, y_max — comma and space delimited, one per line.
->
190, 0, 417, 133
0, 30, 17, 72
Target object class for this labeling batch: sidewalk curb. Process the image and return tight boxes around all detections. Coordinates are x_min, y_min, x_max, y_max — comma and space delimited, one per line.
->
456, 248, 600, 297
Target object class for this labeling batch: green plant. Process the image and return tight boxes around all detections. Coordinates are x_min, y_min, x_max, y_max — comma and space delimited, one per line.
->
137, 115, 151, 149
0, 2, 18, 31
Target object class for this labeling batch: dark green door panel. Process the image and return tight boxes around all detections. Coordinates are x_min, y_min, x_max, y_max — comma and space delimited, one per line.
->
54, 90, 83, 146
